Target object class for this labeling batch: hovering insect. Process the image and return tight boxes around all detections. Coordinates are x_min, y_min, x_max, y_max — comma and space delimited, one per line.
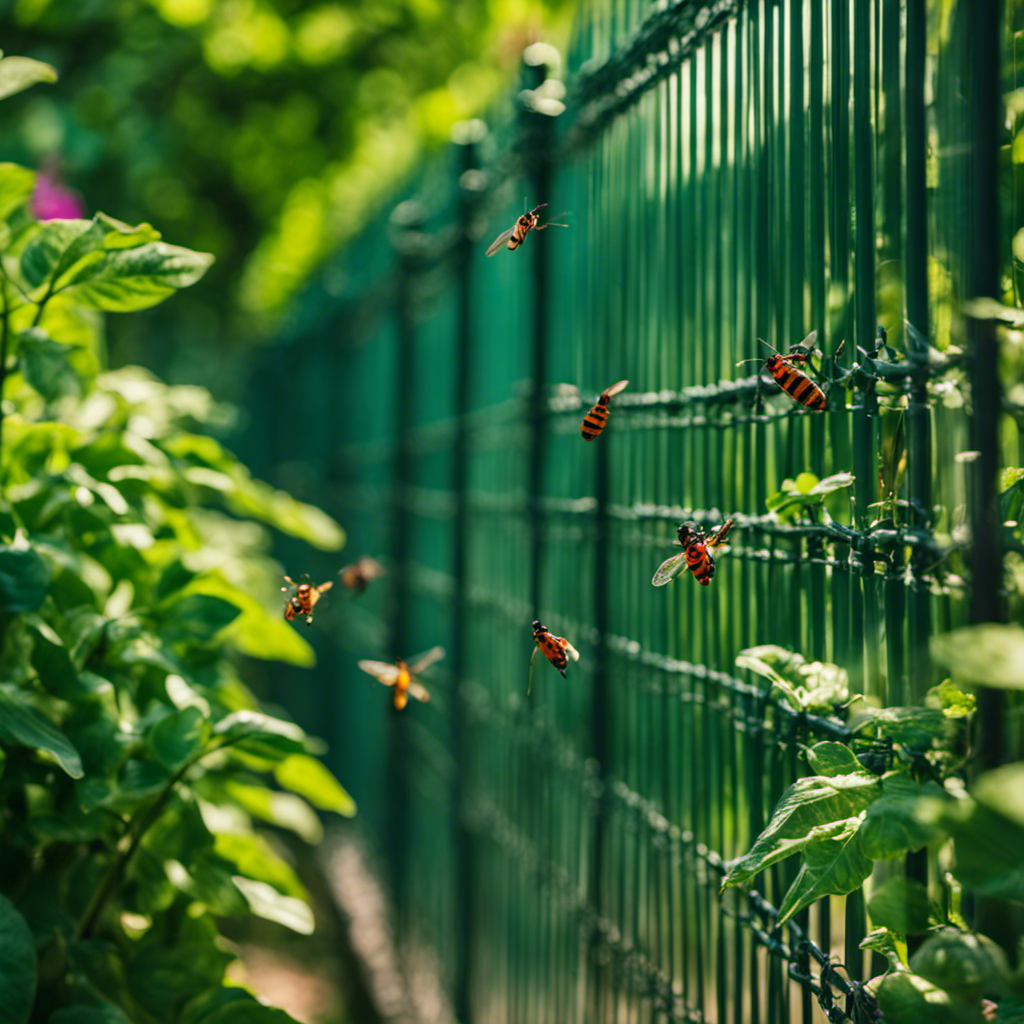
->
485, 203, 567, 256
339, 556, 386, 595
358, 646, 445, 711
652, 519, 735, 587
739, 333, 828, 412
529, 619, 579, 694
282, 575, 333, 625
581, 379, 629, 441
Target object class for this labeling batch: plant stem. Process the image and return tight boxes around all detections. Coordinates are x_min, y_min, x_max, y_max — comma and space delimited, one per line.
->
74, 733, 249, 939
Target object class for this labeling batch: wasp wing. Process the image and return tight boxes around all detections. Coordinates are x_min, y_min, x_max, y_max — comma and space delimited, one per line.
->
601, 379, 629, 400
407, 681, 431, 704
652, 552, 690, 587
559, 639, 580, 662
407, 645, 445, 675
356, 556, 386, 580
485, 226, 516, 256
358, 660, 401, 685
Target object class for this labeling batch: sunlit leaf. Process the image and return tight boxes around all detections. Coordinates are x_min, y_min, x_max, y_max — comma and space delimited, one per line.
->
231, 876, 314, 935
804, 741, 863, 778
877, 970, 985, 1024
0, 163, 35, 222
275, 754, 355, 817
931, 624, 1024, 688
0, 55, 57, 101
910, 929, 1010, 1005
861, 926, 908, 971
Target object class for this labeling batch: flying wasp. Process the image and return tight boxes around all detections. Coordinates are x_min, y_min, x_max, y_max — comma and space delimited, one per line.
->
652, 519, 735, 587
358, 646, 445, 711
528, 619, 579, 694
485, 203, 567, 256
738, 332, 828, 412
581, 379, 629, 441
282, 575, 333, 625
339, 556, 386, 595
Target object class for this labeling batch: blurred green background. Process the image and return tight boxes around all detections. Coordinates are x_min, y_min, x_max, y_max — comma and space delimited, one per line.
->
0, 0, 575, 390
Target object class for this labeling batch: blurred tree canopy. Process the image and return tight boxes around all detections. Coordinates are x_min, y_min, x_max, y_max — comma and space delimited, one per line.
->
0, 0, 574, 373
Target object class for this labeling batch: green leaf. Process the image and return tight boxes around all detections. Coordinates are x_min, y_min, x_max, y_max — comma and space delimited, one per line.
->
877, 970, 986, 1024
183, 986, 302, 1024
212, 832, 306, 899
973, 763, 1024, 826
0, 893, 36, 1024
26, 616, 81, 698
910, 929, 1010, 1005
930, 679, 976, 718
851, 705, 950, 748
0, 687, 83, 777
0, 163, 35, 222
224, 471, 345, 550
60, 242, 214, 311
20, 219, 96, 290
808, 471, 856, 496
721, 771, 879, 888
19, 329, 84, 401
804, 742, 864, 777
231, 876, 314, 935
860, 774, 945, 860
932, 624, 1024, 688
861, 926, 908, 971
775, 817, 874, 925
161, 594, 242, 642
214, 710, 308, 758
0, 55, 57, 101
218, 781, 322, 843
275, 754, 356, 816
0, 543, 51, 611
867, 877, 934, 935
149, 708, 209, 769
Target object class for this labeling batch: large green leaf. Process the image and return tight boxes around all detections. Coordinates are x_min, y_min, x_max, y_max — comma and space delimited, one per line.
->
0, 543, 51, 612
213, 711, 308, 758
775, 816, 873, 925
804, 741, 863, 778
932, 624, 1024, 689
212, 832, 306, 899
721, 771, 879, 888
160, 594, 242, 643
217, 781, 322, 843
59, 242, 214, 311
20, 219, 96, 291
275, 754, 356, 816
859, 774, 945, 860
876, 970, 985, 1024
867, 877, 934, 935
909, 929, 1010, 1005
183, 987, 301, 1024
19, 329, 84, 401
0, 893, 36, 1024
0, 55, 57, 101
0, 163, 35, 222
0, 687, 83, 777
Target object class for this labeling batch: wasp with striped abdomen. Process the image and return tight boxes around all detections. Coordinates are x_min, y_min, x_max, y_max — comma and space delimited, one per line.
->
358, 646, 445, 711
282, 575, 333, 625
485, 203, 567, 256
652, 519, 735, 587
739, 332, 829, 412
581, 379, 629, 441
528, 619, 579, 694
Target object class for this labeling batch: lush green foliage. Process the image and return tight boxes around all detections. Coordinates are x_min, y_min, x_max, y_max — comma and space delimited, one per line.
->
725, 625, 1024, 1024
1, 0, 574, 345
0, 65, 350, 1024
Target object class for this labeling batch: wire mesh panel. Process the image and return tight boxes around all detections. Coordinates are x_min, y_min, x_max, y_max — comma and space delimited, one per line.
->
246, 1, 1017, 1022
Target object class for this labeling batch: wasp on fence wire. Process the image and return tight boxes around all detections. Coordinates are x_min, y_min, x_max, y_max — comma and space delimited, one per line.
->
738, 331, 829, 412
485, 203, 568, 256
652, 519, 735, 587
358, 646, 445, 711
282, 575, 333, 625
581, 379, 629, 440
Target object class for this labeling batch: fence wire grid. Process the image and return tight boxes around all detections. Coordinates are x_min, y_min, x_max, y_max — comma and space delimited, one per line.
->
244, 1, 1016, 1022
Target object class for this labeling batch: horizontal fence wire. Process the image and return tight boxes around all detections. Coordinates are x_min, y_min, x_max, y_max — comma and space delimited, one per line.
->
245, 1, 1013, 1022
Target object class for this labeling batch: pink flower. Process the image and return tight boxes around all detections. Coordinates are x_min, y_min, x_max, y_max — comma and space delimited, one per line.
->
32, 164, 85, 220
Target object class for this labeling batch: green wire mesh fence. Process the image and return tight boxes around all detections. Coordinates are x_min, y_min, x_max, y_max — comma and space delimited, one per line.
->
243, 1, 1014, 1022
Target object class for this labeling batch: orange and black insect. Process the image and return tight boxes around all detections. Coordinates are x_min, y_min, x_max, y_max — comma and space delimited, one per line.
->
529, 619, 579, 693
740, 333, 828, 412
358, 646, 444, 711
339, 556, 386, 595
581, 379, 629, 441
282, 575, 333, 625
485, 203, 567, 256
652, 519, 735, 587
